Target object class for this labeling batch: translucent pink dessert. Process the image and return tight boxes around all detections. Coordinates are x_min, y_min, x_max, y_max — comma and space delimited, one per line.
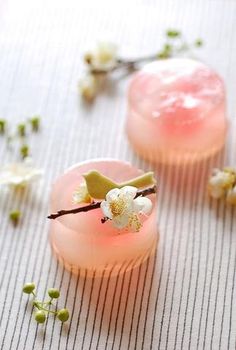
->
49, 159, 158, 277
126, 58, 227, 164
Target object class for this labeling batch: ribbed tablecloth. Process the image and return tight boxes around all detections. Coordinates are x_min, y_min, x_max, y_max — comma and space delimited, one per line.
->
0, 0, 236, 349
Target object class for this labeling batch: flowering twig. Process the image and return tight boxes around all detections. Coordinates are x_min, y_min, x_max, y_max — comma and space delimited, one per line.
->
47, 185, 157, 220
79, 30, 203, 100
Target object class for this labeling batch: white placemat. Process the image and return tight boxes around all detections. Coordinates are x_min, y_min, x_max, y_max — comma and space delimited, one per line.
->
0, 0, 236, 349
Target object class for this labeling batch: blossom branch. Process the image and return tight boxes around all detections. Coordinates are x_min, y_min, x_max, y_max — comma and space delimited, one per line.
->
47, 185, 157, 220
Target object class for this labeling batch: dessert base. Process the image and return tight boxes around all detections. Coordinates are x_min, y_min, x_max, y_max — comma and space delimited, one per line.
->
49, 159, 158, 278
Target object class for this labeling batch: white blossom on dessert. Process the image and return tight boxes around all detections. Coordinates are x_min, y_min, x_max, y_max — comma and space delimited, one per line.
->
78, 74, 97, 100
100, 186, 152, 231
226, 186, 236, 205
72, 183, 92, 204
208, 168, 235, 199
84, 42, 118, 71
0, 158, 43, 187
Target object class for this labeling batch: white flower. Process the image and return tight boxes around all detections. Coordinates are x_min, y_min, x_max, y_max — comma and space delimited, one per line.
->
72, 183, 92, 204
85, 42, 118, 71
208, 169, 234, 199
78, 75, 97, 100
100, 186, 152, 231
0, 158, 43, 187
226, 186, 236, 205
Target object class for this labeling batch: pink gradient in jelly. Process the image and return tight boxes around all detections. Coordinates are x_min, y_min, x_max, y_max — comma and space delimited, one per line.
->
49, 159, 158, 277
126, 58, 227, 164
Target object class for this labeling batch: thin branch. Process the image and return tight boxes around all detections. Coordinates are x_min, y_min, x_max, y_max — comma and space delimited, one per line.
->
47, 185, 157, 220
90, 54, 159, 75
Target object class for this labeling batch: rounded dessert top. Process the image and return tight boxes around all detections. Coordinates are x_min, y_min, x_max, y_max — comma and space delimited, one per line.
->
128, 58, 225, 125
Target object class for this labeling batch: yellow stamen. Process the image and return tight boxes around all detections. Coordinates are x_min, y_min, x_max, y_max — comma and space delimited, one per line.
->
109, 197, 127, 217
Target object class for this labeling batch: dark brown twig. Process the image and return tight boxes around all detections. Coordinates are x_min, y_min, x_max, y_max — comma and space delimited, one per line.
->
47, 185, 157, 220
90, 54, 158, 75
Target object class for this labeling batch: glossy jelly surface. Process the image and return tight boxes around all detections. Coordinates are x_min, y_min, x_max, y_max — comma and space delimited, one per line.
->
127, 58, 227, 164
49, 159, 158, 277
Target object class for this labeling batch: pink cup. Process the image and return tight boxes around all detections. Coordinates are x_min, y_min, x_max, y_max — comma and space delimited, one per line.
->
126, 58, 227, 164
49, 159, 158, 277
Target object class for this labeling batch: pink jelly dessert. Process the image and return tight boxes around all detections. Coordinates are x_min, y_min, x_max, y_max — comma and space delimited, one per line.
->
126, 58, 227, 164
49, 159, 158, 277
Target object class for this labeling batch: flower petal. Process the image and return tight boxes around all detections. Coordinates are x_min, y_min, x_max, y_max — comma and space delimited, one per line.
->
112, 214, 129, 229
100, 200, 113, 219
106, 188, 120, 202
209, 186, 225, 199
133, 196, 153, 214
119, 186, 137, 200
0, 162, 42, 187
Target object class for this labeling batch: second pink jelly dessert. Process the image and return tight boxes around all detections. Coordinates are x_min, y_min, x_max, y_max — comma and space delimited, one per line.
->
126, 58, 227, 164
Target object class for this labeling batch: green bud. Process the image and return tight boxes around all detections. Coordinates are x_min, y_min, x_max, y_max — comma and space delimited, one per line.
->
20, 144, 29, 159
22, 282, 35, 294
17, 123, 26, 137
9, 210, 21, 225
35, 310, 46, 324
166, 29, 181, 38
195, 38, 203, 47
29, 116, 40, 132
48, 288, 60, 299
0, 119, 6, 134
57, 308, 69, 322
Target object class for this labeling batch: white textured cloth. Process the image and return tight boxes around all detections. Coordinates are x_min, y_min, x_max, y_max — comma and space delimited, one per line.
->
0, 0, 236, 349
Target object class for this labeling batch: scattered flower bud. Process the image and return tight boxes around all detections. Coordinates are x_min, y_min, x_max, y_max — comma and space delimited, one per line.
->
20, 144, 29, 159
17, 123, 26, 137
23, 282, 70, 324
35, 310, 46, 324
9, 210, 21, 225
208, 167, 236, 202
0, 119, 6, 134
0, 159, 43, 188
57, 308, 69, 322
195, 39, 203, 47
84, 53, 93, 65
166, 29, 181, 38
23, 282, 36, 294
48, 288, 60, 299
85, 42, 117, 71
79, 75, 97, 101
29, 116, 40, 131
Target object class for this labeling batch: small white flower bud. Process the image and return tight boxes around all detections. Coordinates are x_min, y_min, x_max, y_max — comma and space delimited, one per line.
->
78, 75, 97, 101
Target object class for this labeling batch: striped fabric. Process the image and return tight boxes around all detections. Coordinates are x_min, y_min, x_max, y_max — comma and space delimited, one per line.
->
0, 0, 236, 349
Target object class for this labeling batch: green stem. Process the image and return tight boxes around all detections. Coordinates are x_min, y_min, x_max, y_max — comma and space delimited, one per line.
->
33, 302, 57, 314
